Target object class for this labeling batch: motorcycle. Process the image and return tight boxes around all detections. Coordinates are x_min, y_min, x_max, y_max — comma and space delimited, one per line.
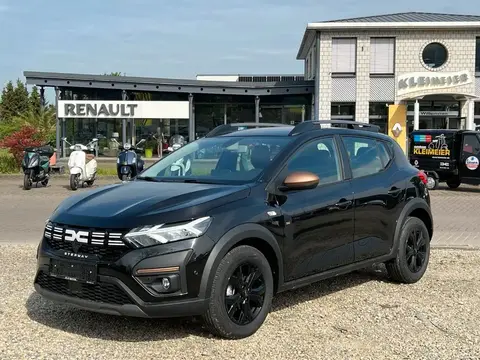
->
63, 138, 98, 190
21, 143, 55, 190
115, 139, 146, 181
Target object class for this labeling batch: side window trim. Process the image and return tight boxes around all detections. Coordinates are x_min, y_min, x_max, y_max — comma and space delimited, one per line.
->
271, 135, 345, 189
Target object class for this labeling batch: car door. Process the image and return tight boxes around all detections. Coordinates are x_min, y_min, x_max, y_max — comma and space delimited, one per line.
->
275, 136, 355, 282
339, 135, 406, 262
458, 133, 480, 180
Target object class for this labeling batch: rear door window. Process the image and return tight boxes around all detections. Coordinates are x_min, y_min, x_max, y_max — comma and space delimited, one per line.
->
341, 136, 389, 178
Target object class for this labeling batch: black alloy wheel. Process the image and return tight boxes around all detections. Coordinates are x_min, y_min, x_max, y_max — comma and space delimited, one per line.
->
405, 228, 427, 273
203, 245, 273, 339
386, 216, 430, 284
224, 262, 266, 326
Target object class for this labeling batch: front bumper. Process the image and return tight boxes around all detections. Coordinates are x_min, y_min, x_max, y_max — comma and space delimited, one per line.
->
34, 235, 214, 318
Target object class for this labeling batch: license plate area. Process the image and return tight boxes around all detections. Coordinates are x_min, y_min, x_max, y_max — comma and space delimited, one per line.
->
49, 259, 97, 284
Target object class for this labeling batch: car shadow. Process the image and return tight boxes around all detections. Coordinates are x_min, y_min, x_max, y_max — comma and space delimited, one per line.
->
25, 265, 389, 341
435, 185, 480, 193
271, 264, 390, 313
25, 292, 207, 341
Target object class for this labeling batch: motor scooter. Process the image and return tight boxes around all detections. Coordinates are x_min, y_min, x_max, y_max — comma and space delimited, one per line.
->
63, 138, 98, 190
114, 138, 146, 181
167, 134, 186, 153
21, 143, 55, 190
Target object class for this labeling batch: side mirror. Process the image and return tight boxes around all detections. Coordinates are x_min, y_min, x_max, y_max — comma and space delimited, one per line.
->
280, 171, 319, 191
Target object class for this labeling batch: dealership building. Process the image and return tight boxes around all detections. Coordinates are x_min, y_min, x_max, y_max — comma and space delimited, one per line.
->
24, 12, 480, 158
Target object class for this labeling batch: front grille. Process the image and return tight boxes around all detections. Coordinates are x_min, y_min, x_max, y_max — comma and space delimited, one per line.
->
44, 222, 132, 261
35, 271, 133, 305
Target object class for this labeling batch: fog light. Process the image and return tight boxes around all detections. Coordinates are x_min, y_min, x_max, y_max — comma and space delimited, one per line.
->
162, 278, 171, 290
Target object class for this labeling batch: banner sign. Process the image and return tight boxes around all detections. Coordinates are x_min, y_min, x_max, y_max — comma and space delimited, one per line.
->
58, 101, 189, 119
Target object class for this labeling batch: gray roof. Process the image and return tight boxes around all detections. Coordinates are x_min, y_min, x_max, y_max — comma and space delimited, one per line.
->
23, 71, 314, 97
323, 12, 480, 23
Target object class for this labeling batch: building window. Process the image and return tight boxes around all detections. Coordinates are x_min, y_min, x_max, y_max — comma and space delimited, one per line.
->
476, 38, 480, 73
331, 102, 355, 119
370, 38, 395, 74
422, 42, 448, 69
332, 38, 356, 74
369, 102, 392, 134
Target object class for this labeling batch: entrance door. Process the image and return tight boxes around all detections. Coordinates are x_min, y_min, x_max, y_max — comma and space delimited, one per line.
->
459, 133, 480, 182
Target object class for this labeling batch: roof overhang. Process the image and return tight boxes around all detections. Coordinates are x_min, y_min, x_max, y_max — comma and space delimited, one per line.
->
296, 21, 480, 60
24, 71, 314, 97
401, 92, 479, 101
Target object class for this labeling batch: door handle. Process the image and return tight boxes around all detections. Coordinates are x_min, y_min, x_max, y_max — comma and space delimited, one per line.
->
328, 199, 352, 211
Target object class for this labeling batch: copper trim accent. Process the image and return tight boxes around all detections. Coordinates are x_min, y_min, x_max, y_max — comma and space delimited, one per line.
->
136, 266, 180, 275
283, 171, 319, 190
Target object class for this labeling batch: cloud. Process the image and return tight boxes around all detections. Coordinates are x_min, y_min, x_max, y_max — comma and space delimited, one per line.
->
0, 4, 9, 12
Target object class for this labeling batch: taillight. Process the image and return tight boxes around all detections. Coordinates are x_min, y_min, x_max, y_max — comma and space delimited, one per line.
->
418, 171, 428, 184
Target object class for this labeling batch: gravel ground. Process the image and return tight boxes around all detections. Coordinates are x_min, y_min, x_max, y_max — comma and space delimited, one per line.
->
1, 245, 479, 359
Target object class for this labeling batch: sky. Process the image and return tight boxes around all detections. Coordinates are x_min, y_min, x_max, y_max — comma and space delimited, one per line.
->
0, 0, 479, 102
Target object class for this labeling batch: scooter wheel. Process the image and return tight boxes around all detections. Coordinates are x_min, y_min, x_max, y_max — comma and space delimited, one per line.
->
70, 174, 79, 191
85, 180, 94, 187
41, 178, 49, 187
23, 174, 32, 190
121, 174, 130, 182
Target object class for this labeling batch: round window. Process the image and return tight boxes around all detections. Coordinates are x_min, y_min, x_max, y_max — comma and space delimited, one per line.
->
422, 42, 448, 69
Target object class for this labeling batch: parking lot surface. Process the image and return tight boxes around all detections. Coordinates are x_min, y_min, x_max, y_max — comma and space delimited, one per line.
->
1, 174, 479, 248
0, 245, 479, 359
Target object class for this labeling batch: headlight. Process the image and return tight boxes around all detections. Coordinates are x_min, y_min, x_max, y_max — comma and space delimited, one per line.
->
124, 143, 131, 150
124, 216, 212, 248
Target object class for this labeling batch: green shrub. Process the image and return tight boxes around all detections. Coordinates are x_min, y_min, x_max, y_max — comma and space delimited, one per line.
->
0, 149, 19, 173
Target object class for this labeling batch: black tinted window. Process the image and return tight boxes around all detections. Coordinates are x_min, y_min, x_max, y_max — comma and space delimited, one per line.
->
342, 136, 388, 178
462, 134, 480, 156
286, 137, 342, 185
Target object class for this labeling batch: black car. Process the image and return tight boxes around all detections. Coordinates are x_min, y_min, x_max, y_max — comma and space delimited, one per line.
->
409, 129, 480, 190
34, 120, 433, 339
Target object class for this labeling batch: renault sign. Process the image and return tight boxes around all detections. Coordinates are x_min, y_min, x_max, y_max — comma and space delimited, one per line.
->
397, 70, 472, 97
58, 100, 189, 119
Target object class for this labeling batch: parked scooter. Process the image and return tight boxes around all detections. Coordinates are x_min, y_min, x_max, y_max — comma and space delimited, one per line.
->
63, 138, 98, 190
114, 139, 146, 181
21, 143, 55, 190
167, 134, 186, 153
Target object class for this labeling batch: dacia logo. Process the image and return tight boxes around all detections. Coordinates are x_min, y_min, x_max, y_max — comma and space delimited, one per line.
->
64, 229, 89, 243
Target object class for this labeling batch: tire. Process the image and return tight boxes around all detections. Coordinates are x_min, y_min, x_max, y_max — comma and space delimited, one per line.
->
446, 179, 461, 189
426, 175, 438, 190
85, 179, 95, 187
121, 174, 130, 181
23, 173, 32, 190
386, 217, 430, 284
203, 245, 274, 339
41, 178, 49, 187
69, 174, 79, 191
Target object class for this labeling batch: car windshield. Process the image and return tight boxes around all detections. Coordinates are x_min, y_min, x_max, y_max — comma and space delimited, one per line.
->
138, 135, 293, 184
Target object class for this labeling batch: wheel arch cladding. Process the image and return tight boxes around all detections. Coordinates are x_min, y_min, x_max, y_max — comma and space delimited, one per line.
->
394, 199, 434, 250
198, 224, 283, 299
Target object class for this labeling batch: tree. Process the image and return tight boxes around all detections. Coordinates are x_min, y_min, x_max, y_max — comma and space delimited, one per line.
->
102, 72, 125, 76
29, 86, 42, 116
0, 79, 30, 123
0, 126, 43, 166
13, 106, 56, 143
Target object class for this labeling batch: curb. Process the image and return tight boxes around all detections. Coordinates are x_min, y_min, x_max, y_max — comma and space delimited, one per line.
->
431, 244, 480, 251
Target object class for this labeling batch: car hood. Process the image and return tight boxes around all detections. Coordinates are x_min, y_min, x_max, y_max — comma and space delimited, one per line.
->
50, 180, 251, 229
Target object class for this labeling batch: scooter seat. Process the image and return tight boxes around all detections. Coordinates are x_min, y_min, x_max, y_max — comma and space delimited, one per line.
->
86, 154, 95, 161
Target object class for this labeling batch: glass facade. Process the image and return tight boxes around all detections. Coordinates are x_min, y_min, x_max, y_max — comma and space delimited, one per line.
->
331, 103, 355, 119
406, 99, 461, 133
57, 88, 312, 158
369, 102, 392, 134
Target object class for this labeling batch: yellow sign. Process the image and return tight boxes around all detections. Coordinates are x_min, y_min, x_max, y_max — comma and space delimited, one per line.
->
413, 148, 450, 156
387, 104, 407, 153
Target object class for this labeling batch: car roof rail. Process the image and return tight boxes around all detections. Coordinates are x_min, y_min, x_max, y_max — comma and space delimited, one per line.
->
205, 122, 287, 137
289, 120, 380, 136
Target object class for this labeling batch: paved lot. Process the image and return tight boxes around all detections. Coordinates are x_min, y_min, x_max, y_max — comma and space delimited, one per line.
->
0, 174, 479, 248
0, 245, 479, 359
